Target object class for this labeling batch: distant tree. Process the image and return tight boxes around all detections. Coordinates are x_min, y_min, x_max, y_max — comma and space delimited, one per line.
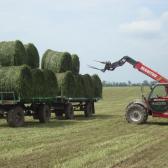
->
128, 81, 132, 86
142, 80, 149, 86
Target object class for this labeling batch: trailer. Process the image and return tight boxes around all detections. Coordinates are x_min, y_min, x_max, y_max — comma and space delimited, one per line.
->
0, 92, 100, 127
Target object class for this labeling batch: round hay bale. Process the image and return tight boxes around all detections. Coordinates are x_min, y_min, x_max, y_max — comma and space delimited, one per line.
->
0, 65, 32, 99
82, 74, 94, 98
92, 74, 102, 98
56, 71, 76, 97
31, 69, 45, 97
42, 69, 58, 97
41, 49, 72, 73
24, 43, 39, 68
0, 40, 27, 66
74, 74, 85, 97
71, 54, 80, 74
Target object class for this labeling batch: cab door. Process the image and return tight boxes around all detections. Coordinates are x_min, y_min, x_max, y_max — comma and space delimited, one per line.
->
148, 85, 168, 113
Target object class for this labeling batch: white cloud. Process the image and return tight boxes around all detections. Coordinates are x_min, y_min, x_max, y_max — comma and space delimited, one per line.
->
119, 10, 168, 37
120, 20, 161, 34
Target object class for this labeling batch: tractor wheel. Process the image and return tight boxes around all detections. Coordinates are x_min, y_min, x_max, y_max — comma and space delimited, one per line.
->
38, 104, 51, 123
7, 106, 25, 127
65, 103, 74, 119
125, 103, 148, 124
84, 102, 92, 118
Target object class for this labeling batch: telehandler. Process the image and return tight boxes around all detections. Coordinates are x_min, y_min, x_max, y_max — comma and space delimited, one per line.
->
89, 56, 168, 124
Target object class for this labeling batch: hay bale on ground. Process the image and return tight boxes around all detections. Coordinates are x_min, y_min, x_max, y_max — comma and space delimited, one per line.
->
56, 71, 76, 97
24, 43, 39, 68
0, 40, 27, 66
71, 54, 80, 74
0, 65, 32, 99
42, 69, 58, 97
82, 74, 94, 98
41, 49, 72, 73
74, 74, 85, 97
31, 69, 45, 97
92, 74, 102, 98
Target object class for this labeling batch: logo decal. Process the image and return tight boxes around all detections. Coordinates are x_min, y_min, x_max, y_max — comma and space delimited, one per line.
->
140, 66, 158, 78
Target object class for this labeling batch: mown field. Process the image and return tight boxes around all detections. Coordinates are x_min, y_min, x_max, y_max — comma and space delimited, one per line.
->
0, 87, 168, 168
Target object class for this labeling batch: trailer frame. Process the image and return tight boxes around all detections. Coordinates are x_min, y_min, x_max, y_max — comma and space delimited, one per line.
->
0, 92, 100, 127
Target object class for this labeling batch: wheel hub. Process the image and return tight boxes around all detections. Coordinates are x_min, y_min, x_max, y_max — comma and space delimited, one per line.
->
130, 110, 142, 122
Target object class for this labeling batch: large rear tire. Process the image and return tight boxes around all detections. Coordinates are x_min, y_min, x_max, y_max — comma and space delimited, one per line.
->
65, 103, 74, 119
125, 103, 148, 124
38, 104, 51, 123
7, 106, 25, 127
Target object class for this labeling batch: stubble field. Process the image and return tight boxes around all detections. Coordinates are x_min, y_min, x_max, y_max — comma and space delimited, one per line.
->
0, 87, 168, 168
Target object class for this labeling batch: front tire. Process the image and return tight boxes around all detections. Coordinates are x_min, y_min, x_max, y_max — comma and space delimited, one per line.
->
125, 103, 148, 124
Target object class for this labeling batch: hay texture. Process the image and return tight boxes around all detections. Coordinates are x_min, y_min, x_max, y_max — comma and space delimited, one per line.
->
0, 65, 32, 99
92, 74, 102, 98
82, 74, 94, 98
41, 49, 72, 73
31, 69, 46, 97
42, 69, 58, 97
24, 43, 39, 68
56, 71, 76, 97
73, 74, 85, 97
71, 54, 80, 74
0, 40, 27, 66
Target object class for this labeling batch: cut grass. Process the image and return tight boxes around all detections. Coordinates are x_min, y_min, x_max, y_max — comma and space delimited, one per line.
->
0, 87, 168, 168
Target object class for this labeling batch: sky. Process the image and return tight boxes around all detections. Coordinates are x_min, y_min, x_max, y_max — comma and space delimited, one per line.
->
0, 0, 168, 83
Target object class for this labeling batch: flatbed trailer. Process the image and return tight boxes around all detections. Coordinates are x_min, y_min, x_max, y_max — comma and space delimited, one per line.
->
0, 92, 100, 127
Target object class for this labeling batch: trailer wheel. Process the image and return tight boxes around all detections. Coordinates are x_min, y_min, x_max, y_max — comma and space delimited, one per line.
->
65, 103, 74, 119
7, 106, 24, 127
92, 102, 95, 114
38, 104, 51, 123
55, 111, 63, 120
125, 103, 148, 124
84, 102, 92, 118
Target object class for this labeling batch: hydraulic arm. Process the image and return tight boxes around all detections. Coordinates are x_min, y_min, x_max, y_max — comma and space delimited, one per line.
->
90, 56, 168, 83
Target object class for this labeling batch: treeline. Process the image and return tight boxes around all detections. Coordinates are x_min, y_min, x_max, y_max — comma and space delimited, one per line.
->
102, 80, 157, 87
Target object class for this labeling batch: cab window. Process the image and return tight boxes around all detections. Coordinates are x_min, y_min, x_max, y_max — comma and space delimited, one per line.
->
150, 85, 167, 98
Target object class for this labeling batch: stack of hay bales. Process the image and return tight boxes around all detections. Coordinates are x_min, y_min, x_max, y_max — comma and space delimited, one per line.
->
0, 40, 102, 99
42, 49, 102, 98
0, 40, 58, 99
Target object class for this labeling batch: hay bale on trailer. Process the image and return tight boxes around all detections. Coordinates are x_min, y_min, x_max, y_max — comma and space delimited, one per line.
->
0, 40, 27, 66
56, 71, 76, 97
71, 54, 80, 74
42, 69, 58, 97
74, 74, 85, 97
24, 43, 39, 68
0, 65, 32, 99
41, 49, 72, 73
82, 74, 94, 98
31, 69, 46, 97
92, 74, 102, 98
